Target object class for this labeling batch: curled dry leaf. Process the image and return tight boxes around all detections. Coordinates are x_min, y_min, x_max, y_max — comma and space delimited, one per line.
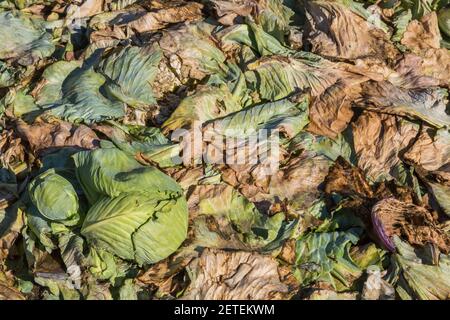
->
356, 80, 450, 128
0, 205, 25, 261
403, 127, 450, 174
306, 80, 360, 138
66, 0, 105, 20
137, 249, 197, 296
266, 156, 331, 208
0, 130, 27, 171
211, 0, 256, 25
128, 1, 204, 33
14, 118, 100, 154
401, 12, 441, 52
221, 154, 330, 211
183, 248, 288, 300
401, 12, 450, 87
304, 1, 398, 61
352, 111, 419, 181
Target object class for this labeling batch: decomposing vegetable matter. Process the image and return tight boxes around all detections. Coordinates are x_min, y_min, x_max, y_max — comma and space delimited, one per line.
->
0, 0, 449, 300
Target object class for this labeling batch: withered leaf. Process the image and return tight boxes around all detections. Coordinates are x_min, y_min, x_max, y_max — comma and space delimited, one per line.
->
183, 248, 288, 300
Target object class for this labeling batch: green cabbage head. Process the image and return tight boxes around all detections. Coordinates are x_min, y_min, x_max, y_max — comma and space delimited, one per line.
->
74, 148, 188, 265
28, 169, 80, 226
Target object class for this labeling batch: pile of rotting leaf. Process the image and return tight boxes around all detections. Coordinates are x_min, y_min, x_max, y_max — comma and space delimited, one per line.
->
0, 0, 449, 300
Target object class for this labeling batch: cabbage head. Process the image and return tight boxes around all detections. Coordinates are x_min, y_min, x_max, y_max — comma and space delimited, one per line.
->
74, 148, 188, 265
28, 169, 80, 226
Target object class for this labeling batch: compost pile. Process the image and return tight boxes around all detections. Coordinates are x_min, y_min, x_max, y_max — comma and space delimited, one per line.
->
0, 0, 450, 300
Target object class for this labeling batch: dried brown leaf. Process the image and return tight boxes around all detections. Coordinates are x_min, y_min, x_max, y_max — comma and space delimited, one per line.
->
129, 2, 203, 33
401, 12, 450, 87
182, 248, 288, 300
14, 118, 100, 155
403, 127, 450, 174
304, 1, 398, 61
352, 112, 419, 181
